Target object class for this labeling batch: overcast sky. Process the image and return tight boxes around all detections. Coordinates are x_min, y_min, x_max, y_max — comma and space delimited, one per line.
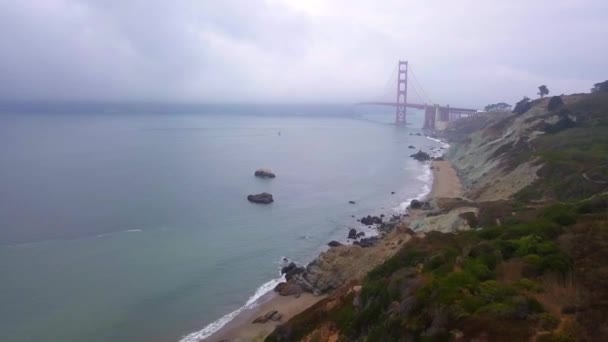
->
1, 0, 607, 107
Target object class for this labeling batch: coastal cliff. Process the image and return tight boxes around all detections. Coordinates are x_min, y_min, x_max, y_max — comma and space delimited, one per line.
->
265, 90, 608, 341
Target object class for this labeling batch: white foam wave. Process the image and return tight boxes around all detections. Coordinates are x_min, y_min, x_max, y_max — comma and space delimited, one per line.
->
179, 276, 284, 342
397, 163, 434, 212
425, 136, 450, 148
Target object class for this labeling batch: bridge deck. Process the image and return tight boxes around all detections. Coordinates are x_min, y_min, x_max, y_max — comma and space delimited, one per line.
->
354, 101, 477, 113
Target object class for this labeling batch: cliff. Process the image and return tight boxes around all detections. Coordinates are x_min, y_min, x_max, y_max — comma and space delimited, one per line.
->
265, 90, 608, 342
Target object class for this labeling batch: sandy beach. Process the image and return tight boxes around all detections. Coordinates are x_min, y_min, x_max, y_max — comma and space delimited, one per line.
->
430, 160, 463, 198
207, 292, 323, 341
205, 159, 463, 342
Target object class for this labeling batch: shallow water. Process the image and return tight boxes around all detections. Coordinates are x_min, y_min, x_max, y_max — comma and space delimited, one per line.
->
0, 106, 440, 342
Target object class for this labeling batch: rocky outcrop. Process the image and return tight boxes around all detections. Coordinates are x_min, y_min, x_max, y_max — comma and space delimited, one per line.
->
410, 199, 432, 210
410, 150, 431, 161
288, 226, 414, 294
252, 310, 282, 323
254, 168, 276, 178
348, 228, 357, 239
360, 215, 382, 225
353, 236, 379, 248
274, 282, 303, 296
328, 240, 343, 247
247, 192, 274, 204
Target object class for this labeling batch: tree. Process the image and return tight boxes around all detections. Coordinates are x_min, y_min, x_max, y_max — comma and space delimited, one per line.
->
484, 102, 512, 112
591, 80, 608, 93
538, 85, 549, 98
513, 96, 531, 114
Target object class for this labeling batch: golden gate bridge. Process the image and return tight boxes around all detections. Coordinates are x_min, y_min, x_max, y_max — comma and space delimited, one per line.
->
354, 61, 478, 129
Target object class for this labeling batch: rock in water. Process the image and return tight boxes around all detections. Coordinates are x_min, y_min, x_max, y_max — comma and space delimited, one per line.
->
348, 228, 357, 239
410, 150, 431, 161
247, 193, 274, 204
408, 145, 416, 149
360, 215, 382, 226
348, 200, 356, 204
254, 168, 276, 178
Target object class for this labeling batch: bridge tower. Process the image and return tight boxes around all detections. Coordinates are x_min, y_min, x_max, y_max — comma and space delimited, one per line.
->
395, 61, 408, 125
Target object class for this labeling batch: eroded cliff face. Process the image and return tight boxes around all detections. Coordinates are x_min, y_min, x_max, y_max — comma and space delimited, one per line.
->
444, 103, 549, 201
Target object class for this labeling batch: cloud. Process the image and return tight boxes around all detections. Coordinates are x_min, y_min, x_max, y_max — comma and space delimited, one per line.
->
0, 0, 606, 107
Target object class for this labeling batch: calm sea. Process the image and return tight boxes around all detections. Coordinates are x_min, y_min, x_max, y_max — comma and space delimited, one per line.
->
0, 105, 440, 342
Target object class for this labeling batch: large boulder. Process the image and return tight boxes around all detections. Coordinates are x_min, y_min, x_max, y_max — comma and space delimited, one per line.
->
274, 282, 303, 296
254, 168, 276, 178
247, 193, 274, 204
410, 150, 431, 161
348, 228, 357, 239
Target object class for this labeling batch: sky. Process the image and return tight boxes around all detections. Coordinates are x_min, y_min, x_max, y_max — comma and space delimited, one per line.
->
1, 0, 607, 108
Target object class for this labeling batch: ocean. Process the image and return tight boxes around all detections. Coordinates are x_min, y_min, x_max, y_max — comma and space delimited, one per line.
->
0, 105, 442, 342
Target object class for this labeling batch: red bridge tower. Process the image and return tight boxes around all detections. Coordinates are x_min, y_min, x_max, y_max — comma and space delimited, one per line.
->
395, 61, 408, 125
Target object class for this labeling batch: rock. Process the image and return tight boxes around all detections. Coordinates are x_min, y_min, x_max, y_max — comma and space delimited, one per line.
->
328, 240, 343, 247
408, 145, 416, 149
284, 266, 305, 281
432, 156, 444, 161
281, 262, 297, 275
415, 133, 422, 136
348, 228, 357, 239
274, 282, 303, 296
247, 193, 274, 204
356, 231, 365, 238
410, 150, 431, 161
360, 215, 382, 226
391, 191, 396, 194
254, 168, 276, 178
354, 236, 379, 248
410, 199, 422, 209
348, 200, 356, 204
253, 310, 281, 323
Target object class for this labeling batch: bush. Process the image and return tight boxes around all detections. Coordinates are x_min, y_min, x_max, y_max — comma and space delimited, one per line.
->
514, 278, 543, 292
548, 96, 564, 111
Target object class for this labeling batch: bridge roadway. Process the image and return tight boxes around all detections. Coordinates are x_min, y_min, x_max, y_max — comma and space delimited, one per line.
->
354, 101, 477, 113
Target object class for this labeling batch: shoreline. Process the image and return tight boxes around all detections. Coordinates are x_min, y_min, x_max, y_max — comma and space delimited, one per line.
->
197, 140, 463, 342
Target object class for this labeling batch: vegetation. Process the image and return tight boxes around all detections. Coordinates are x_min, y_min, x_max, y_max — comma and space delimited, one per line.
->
591, 80, 608, 93
267, 88, 608, 342
547, 95, 563, 111
516, 91, 608, 201
484, 102, 512, 112
513, 96, 532, 114
538, 85, 550, 98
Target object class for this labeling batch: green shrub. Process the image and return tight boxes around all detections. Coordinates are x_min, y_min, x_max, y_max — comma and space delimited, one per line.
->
538, 312, 560, 330
514, 278, 543, 292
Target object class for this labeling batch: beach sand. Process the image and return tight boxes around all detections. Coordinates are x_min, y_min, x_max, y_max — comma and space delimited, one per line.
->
207, 292, 324, 341
205, 159, 463, 341
430, 160, 463, 198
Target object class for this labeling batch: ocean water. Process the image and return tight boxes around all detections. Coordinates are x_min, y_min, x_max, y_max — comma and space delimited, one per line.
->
0, 105, 441, 342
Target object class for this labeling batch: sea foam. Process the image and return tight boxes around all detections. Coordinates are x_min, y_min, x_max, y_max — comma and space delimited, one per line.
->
179, 276, 284, 342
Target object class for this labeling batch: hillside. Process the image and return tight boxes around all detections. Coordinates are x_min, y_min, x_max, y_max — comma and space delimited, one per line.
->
265, 91, 608, 342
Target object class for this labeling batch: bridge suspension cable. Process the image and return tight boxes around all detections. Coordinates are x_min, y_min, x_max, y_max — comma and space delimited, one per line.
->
408, 65, 435, 105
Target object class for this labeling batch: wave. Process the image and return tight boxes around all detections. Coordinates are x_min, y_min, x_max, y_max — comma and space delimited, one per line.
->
397, 162, 434, 212
425, 136, 450, 148
179, 275, 284, 342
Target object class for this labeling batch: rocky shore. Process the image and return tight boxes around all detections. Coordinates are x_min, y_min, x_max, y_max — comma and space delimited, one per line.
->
208, 151, 464, 341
